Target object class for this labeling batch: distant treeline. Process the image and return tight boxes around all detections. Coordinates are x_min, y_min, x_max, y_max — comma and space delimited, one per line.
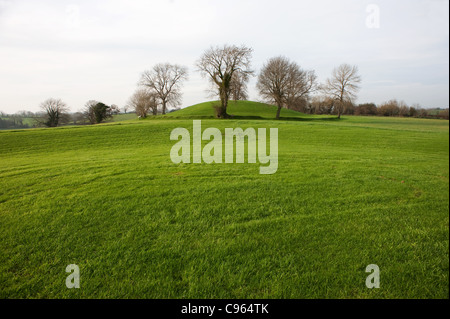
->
1, 99, 448, 130
293, 98, 449, 120
0, 116, 31, 129
0, 111, 106, 130
0, 101, 122, 129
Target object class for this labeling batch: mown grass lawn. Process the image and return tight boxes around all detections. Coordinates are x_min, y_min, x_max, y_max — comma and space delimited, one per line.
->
0, 102, 448, 299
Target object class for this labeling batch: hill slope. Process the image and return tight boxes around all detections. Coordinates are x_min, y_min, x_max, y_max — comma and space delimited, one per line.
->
164, 100, 310, 119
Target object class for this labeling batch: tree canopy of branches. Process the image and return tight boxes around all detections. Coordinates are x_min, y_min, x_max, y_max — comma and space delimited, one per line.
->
229, 71, 250, 101
322, 63, 361, 119
39, 98, 69, 127
139, 63, 188, 115
84, 100, 112, 124
196, 44, 254, 118
128, 89, 159, 118
257, 56, 317, 120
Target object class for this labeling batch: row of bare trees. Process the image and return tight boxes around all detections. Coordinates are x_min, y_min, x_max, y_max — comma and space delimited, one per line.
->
196, 45, 363, 120
357, 100, 448, 119
35, 98, 120, 127
298, 98, 448, 119
130, 44, 363, 120
129, 46, 447, 120
8, 44, 444, 127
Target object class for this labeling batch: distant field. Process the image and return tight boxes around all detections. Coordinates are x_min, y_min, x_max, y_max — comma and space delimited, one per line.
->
0, 113, 137, 129
0, 117, 35, 128
0, 101, 448, 298
110, 113, 138, 122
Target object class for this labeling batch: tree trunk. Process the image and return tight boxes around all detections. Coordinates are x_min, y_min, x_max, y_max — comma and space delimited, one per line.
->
276, 104, 282, 120
216, 105, 229, 118
337, 99, 343, 119
162, 101, 167, 115
217, 88, 230, 118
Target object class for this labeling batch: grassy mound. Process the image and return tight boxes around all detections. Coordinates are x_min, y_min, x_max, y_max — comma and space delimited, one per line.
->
163, 100, 311, 119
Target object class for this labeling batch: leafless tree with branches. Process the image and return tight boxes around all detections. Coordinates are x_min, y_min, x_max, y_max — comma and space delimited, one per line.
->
321, 64, 362, 119
39, 98, 69, 127
229, 71, 250, 101
196, 44, 254, 118
140, 63, 188, 115
84, 100, 100, 124
257, 56, 317, 119
128, 89, 159, 118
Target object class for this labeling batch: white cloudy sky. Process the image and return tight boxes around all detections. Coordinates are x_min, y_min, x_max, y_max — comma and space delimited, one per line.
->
0, 0, 448, 113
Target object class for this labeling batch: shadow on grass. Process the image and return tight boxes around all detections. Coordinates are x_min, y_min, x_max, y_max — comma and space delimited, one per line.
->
148, 114, 341, 122
231, 115, 341, 122
277, 116, 341, 122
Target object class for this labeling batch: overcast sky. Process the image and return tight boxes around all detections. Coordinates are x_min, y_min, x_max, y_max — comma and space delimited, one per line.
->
0, 0, 448, 113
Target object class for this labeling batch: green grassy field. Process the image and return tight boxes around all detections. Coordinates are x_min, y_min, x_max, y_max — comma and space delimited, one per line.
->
110, 113, 138, 122
0, 101, 448, 298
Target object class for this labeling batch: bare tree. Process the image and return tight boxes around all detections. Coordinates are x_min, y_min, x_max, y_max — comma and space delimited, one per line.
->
257, 56, 317, 120
140, 63, 188, 115
39, 98, 69, 127
84, 100, 100, 124
128, 89, 159, 118
196, 44, 254, 118
322, 64, 361, 119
